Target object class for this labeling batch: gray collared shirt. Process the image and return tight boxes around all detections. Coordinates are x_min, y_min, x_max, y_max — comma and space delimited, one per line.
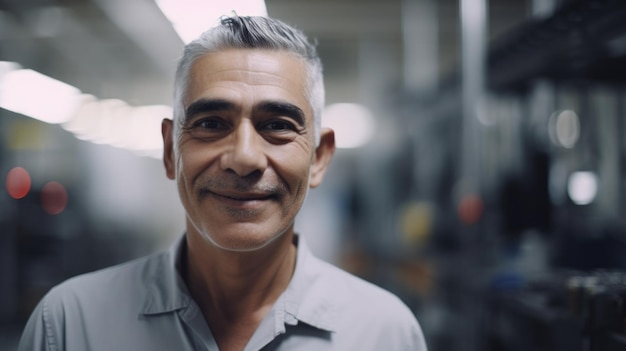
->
18, 235, 427, 351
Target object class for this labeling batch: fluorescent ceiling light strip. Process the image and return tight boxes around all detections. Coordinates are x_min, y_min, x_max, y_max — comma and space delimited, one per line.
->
0, 61, 170, 159
322, 103, 375, 149
155, 0, 267, 43
0, 63, 82, 124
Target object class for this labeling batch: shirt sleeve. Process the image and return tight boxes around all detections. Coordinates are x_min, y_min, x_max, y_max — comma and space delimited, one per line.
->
18, 297, 60, 351
378, 295, 428, 351
385, 307, 428, 351
408, 318, 428, 351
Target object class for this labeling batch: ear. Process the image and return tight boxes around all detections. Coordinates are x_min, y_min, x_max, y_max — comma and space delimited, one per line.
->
162, 118, 176, 180
310, 127, 336, 188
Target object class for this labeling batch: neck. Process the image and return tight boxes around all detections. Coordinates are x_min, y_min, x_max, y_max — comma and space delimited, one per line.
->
184, 230, 297, 322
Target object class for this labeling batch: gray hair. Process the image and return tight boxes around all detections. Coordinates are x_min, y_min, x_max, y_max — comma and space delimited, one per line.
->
172, 15, 324, 144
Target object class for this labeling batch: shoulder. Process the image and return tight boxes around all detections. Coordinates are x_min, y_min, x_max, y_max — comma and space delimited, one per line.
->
39, 249, 170, 325
306, 259, 428, 350
72, 250, 168, 284
323, 261, 415, 317
298, 238, 411, 320
18, 251, 170, 351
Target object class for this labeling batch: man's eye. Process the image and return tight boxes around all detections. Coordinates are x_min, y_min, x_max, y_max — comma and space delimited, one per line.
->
194, 118, 225, 130
264, 120, 295, 131
185, 118, 230, 140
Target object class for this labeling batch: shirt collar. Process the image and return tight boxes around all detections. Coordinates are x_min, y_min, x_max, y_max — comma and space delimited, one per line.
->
281, 235, 340, 332
141, 234, 341, 333
141, 234, 192, 315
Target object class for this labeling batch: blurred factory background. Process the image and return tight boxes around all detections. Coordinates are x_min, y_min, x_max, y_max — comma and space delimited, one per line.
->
1, 0, 626, 350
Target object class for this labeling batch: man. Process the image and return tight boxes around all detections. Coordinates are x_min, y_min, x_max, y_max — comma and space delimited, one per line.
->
19, 15, 427, 351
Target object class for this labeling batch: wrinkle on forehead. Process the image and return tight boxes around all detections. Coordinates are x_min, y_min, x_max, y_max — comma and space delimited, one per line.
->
190, 49, 306, 87
185, 49, 312, 118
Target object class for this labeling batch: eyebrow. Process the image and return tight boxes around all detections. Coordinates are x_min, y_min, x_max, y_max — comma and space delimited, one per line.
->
254, 101, 306, 127
185, 98, 307, 127
184, 99, 236, 122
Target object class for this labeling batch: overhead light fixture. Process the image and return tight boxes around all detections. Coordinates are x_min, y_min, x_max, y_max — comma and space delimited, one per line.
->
0, 62, 82, 124
63, 98, 171, 156
323, 103, 375, 149
155, 0, 268, 43
0, 61, 171, 159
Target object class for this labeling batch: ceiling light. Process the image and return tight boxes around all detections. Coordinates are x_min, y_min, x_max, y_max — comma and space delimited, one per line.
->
323, 103, 375, 149
1, 61, 169, 159
155, 0, 268, 43
0, 62, 82, 124
62, 98, 171, 157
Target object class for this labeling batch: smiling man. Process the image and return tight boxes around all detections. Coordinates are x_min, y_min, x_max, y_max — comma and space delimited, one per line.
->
19, 16, 427, 351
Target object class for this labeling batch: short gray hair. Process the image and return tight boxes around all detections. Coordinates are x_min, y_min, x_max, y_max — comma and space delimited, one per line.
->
172, 15, 324, 144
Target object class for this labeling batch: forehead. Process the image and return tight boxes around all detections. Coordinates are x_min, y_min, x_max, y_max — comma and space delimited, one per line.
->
185, 49, 311, 116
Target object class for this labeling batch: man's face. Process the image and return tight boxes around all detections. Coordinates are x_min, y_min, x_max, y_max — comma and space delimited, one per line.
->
162, 49, 334, 252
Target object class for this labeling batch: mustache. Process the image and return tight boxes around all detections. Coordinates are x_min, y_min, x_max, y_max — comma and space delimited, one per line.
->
197, 175, 288, 197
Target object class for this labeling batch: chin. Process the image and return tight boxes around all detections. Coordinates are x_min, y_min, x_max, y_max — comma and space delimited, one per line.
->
202, 228, 289, 253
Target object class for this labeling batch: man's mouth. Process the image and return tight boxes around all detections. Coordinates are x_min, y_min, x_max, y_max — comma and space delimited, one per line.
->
210, 190, 274, 201
197, 178, 286, 203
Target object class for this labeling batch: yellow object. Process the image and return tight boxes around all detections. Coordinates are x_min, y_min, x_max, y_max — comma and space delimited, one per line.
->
399, 201, 433, 247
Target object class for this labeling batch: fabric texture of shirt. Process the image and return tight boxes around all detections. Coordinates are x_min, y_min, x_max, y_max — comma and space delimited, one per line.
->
18, 234, 427, 351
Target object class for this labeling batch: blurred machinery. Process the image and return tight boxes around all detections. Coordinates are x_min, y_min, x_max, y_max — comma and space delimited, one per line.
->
486, 271, 626, 351
344, 0, 626, 350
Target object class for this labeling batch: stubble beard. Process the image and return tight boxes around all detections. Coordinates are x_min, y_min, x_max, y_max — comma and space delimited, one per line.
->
190, 173, 294, 252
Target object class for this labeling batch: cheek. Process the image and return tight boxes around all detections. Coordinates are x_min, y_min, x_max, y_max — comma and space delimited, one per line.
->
179, 138, 221, 165
175, 145, 213, 192
274, 155, 313, 209
270, 143, 314, 180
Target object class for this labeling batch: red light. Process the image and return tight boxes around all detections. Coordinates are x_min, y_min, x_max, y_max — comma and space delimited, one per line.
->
6, 167, 32, 199
458, 194, 483, 225
41, 181, 68, 215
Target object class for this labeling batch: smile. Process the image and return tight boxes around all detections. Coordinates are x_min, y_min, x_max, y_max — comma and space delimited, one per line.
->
203, 189, 276, 206
215, 192, 273, 201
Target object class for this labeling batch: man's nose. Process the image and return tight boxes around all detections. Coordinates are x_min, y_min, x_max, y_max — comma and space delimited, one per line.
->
219, 121, 267, 177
